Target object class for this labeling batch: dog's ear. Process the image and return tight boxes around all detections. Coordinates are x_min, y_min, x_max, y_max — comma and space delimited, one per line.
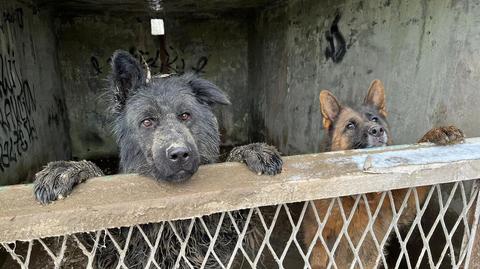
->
364, 79, 387, 117
186, 74, 231, 106
110, 50, 146, 112
319, 90, 341, 130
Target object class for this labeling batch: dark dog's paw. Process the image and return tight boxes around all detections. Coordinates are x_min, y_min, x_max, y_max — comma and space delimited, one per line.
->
227, 143, 283, 175
418, 126, 465, 145
34, 160, 104, 204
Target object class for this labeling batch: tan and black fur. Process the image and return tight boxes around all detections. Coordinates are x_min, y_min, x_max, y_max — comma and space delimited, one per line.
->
302, 80, 465, 268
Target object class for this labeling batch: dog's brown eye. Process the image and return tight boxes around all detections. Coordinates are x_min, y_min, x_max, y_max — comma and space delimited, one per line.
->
346, 122, 356, 130
141, 119, 154, 128
371, 116, 379, 122
179, 112, 191, 121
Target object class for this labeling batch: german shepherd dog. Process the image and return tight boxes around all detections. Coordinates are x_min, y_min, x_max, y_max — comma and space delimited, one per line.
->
302, 80, 465, 268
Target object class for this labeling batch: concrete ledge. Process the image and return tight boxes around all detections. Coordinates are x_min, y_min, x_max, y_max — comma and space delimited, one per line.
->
1, 138, 480, 243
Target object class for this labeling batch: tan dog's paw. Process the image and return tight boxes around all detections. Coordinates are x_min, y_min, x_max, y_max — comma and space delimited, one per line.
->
418, 126, 465, 145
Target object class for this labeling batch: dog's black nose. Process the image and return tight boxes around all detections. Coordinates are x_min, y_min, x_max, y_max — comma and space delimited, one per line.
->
167, 147, 190, 162
368, 126, 384, 137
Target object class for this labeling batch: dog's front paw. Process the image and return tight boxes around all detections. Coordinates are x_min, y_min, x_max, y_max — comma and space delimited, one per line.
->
34, 160, 104, 204
227, 143, 283, 175
418, 126, 465, 145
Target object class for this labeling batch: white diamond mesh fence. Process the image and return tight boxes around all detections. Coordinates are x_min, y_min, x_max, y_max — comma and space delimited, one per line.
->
1, 180, 479, 269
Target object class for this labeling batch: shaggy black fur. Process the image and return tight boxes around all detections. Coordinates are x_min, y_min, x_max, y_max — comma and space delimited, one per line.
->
227, 143, 282, 175
33, 50, 282, 268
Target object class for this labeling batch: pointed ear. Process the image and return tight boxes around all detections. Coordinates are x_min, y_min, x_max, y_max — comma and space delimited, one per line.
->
319, 90, 341, 130
364, 79, 387, 117
110, 50, 146, 112
186, 74, 231, 106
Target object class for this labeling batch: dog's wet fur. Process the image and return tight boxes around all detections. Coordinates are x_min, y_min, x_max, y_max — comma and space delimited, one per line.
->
303, 80, 465, 269
33, 50, 282, 268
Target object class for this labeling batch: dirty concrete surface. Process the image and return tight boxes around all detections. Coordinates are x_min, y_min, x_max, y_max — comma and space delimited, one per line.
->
0, 0, 70, 185
1, 140, 479, 268
2, 139, 480, 242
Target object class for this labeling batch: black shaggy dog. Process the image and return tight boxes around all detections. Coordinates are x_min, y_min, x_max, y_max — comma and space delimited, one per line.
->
33, 50, 282, 268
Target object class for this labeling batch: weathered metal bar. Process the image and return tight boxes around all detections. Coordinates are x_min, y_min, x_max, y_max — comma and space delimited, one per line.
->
1, 138, 480, 243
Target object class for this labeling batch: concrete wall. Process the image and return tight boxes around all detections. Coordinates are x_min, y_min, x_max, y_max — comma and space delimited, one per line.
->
0, 0, 70, 185
2, 0, 479, 183
248, 3, 478, 265
56, 14, 251, 160
251, 0, 480, 155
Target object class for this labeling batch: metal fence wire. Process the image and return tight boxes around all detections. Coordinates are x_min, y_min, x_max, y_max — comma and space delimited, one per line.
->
1, 180, 479, 269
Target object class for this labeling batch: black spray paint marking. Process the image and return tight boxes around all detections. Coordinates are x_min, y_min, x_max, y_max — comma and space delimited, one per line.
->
0, 46, 38, 172
47, 95, 67, 127
90, 56, 102, 75
325, 13, 347, 63
91, 46, 208, 75
161, 46, 208, 74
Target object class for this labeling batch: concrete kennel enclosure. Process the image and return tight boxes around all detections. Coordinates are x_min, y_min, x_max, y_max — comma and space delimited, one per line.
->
1, 0, 480, 268
2, 0, 480, 186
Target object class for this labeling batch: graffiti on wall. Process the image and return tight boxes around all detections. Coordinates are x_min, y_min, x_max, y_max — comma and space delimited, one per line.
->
0, 7, 38, 172
47, 95, 67, 128
90, 46, 208, 76
153, 46, 208, 74
325, 13, 347, 63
